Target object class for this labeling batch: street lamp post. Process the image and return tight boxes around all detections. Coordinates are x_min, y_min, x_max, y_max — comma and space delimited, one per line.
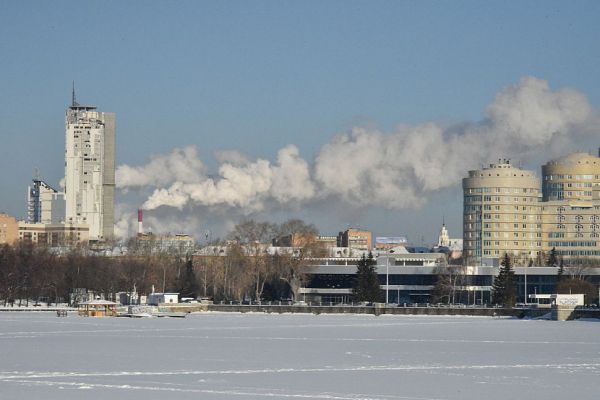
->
524, 268, 528, 305
386, 256, 389, 304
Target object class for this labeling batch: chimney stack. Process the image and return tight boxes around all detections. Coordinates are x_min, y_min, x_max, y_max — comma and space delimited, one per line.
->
137, 208, 143, 236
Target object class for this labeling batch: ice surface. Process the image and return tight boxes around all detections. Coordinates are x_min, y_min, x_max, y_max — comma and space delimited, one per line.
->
0, 312, 599, 399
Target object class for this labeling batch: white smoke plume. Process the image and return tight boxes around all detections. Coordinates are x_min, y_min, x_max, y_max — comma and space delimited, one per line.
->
116, 77, 596, 214
116, 146, 206, 188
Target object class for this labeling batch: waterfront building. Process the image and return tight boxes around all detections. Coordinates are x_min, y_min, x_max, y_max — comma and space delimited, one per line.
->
462, 160, 542, 266
539, 152, 600, 259
297, 255, 600, 305
541, 152, 600, 202
541, 201, 600, 258
64, 90, 115, 241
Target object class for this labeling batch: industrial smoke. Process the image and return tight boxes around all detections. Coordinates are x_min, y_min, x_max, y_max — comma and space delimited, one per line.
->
115, 76, 595, 218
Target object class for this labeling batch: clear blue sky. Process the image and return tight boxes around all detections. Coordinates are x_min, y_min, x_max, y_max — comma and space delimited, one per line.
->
1, 1, 599, 242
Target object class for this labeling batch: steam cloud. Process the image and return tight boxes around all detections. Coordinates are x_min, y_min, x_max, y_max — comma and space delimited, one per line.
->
116, 77, 595, 218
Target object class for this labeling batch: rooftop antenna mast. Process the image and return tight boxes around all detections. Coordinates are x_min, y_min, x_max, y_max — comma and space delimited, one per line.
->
71, 81, 77, 107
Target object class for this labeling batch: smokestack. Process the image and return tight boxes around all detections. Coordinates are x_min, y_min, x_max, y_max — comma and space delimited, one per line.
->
138, 208, 143, 236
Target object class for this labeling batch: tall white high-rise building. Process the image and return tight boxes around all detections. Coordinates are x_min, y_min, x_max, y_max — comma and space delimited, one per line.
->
64, 89, 115, 241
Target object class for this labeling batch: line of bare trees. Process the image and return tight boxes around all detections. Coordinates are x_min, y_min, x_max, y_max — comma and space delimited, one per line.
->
193, 219, 322, 302
0, 219, 321, 306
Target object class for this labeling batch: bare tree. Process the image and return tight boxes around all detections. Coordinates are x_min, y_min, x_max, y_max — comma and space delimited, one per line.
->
432, 265, 467, 304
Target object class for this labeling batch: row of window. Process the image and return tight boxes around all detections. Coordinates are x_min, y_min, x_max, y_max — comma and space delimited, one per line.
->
544, 174, 597, 181
468, 214, 535, 221
545, 182, 594, 188
547, 241, 598, 247
467, 187, 538, 194
465, 223, 542, 230
545, 190, 594, 199
482, 240, 541, 247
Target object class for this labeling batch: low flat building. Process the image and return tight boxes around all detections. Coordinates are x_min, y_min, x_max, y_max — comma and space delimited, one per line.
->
375, 236, 407, 251
147, 293, 179, 305
297, 255, 600, 305
18, 222, 89, 246
135, 233, 195, 254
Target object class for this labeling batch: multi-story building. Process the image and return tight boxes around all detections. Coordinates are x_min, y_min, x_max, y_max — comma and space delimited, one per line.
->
18, 222, 89, 246
462, 160, 542, 265
540, 152, 600, 259
338, 228, 372, 252
0, 213, 18, 245
64, 93, 115, 241
541, 152, 600, 202
27, 179, 65, 224
463, 152, 600, 265
541, 202, 600, 258
315, 235, 338, 249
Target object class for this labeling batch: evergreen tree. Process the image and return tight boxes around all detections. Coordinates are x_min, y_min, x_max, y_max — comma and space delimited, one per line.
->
177, 259, 199, 299
557, 257, 565, 281
492, 253, 516, 307
352, 252, 382, 302
547, 247, 558, 268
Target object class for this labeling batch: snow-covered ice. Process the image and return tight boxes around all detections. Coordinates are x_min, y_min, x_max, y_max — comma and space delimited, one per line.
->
0, 312, 599, 399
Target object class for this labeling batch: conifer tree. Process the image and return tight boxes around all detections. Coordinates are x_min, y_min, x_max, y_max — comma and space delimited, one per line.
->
557, 257, 565, 281
547, 247, 558, 267
492, 253, 516, 307
352, 252, 382, 302
177, 259, 199, 299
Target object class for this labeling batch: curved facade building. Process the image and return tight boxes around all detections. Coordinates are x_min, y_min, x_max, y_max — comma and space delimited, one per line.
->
463, 160, 542, 265
541, 152, 600, 259
542, 152, 600, 202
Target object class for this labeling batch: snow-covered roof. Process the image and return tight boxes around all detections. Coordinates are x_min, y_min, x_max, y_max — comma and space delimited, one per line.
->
79, 300, 117, 305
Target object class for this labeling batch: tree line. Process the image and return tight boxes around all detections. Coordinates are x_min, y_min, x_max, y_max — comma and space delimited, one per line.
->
0, 219, 320, 305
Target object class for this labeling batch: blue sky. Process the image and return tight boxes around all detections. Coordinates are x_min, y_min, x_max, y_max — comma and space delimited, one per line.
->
1, 1, 599, 242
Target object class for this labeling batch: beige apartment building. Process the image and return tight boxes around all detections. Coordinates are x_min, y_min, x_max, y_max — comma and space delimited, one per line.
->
18, 222, 89, 247
338, 228, 373, 252
541, 201, 600, 258
462, 160, 542, 265
542, 152, 600, 202
463, 152, 600, 265
0, 213, 18, 245
541, 152, 600, 259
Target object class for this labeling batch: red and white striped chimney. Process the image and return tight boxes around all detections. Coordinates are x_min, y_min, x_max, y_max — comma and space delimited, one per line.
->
138, 208, 143, 236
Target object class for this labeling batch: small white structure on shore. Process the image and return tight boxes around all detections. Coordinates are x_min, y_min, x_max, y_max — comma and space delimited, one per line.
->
147, 293, 179, 306
529, 293, 585, 306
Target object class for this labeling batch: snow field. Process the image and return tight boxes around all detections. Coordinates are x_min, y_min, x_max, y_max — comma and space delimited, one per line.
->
0, 312, 599, 399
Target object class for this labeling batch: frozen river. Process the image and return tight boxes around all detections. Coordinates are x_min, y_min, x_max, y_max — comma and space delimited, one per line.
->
0, 312, 599, 399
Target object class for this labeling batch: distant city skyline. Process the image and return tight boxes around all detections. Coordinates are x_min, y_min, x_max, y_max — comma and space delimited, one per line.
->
1, 1, 599, 243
